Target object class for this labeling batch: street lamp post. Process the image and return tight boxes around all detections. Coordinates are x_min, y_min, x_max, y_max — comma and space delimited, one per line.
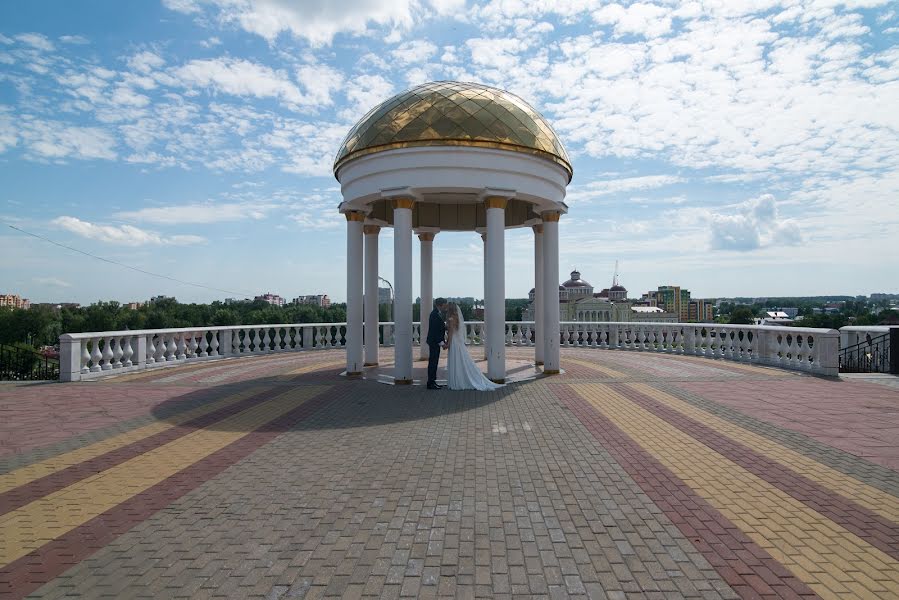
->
378, 276, 394, 323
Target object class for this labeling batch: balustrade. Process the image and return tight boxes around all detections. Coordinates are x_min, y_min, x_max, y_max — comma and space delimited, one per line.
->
58, 320, 841, 382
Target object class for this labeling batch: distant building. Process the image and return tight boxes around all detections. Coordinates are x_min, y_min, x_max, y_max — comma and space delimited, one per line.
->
125, 302, 143, 310
0, 294, 30, 310
523, 268, 677, 323
255, 292, 285, 307
149, 295, 175, 304
446, 296, 476, 305
650, 286, 691, 322
294, 294, 330, 308
688, 299, 715, 323
378, 287, 392, 304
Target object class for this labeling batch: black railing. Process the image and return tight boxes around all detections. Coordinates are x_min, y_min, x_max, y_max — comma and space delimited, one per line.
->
0, 344, 60, 381
839, 331, 892, 373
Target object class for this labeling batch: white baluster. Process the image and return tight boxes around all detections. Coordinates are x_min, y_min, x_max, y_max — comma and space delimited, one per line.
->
232, 329, 242, 354
100, 337, 114, 370
175, 333, 186, 360
122, 335, 133, 367
209, 331, 219, 357
81, 340, 91, 373
188, 333, 199, 358
109, 336, 122, 369
314, 326, 323, 349
89, 339, 103, 372
261, 328, 270, 353
198, 332, 209, 357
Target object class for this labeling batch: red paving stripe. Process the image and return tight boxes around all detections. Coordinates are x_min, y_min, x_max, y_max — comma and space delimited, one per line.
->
0, 386, 338, 600
0, 386, 287, 516
609, 383, 899, 561
552, 383, 821, 600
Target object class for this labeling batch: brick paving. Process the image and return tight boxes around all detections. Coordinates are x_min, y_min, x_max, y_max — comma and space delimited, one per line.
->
0, 347, 897, 599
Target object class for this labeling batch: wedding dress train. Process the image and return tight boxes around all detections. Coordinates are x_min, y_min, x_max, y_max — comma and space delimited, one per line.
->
446, 306, 503, 391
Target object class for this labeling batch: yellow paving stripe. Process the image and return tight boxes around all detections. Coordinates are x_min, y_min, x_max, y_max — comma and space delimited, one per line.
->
277, 359, 345, 379
109, 361, 217, 382
0, 387, 268, 494
0, 385, 328, 566
566, 358, 628, 378
627, 382, 899, 523
571, 383, 899, 600
650, 353, 791, 376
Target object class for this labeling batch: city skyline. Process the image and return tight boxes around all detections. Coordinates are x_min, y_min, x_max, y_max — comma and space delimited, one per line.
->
2, 1, 898, 304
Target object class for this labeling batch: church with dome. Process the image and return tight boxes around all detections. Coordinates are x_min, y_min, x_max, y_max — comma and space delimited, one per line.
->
523, 268, 677, 323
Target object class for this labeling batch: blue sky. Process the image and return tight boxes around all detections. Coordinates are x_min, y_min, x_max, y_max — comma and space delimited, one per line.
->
2, 0, 897, 304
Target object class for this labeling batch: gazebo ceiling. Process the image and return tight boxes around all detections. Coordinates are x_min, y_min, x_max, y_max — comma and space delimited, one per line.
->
333, 81, 572, 181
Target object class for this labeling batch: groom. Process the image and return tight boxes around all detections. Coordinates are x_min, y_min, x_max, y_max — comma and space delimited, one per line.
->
426, 298, 448, 390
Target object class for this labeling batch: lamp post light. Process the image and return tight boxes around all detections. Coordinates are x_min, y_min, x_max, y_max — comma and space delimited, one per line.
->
378, 276, 394, 323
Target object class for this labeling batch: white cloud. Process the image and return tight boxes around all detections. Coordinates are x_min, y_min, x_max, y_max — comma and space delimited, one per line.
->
34, 277, 72, 287
566, 175, 686, 203
53, 216, 205, 245
19, 119, 117, 160
295, 64, 344, 106
59, 35, 89, 45
342, 74, 394, 118
708, 195, 802, 251
592, 3, 673, 38
15, 33, 55, 52
127, 51, 165, 74
164, 0, 418, 46
391, 40, 438, 65
173, 57, 308, 107
116, 201, 278, 224
0, 112, 17, 153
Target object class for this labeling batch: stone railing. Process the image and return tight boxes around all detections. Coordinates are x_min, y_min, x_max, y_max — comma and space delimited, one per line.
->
838, 325, 891, 349
554, 322, 839, 377
59, 321, 840, 381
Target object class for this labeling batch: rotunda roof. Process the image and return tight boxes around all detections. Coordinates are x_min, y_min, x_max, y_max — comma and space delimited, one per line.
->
562, 270, 591, 288
610, 285, 627, 292
334, 81, 572, 179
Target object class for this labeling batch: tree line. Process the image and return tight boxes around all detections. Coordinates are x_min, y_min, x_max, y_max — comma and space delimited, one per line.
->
1, 296, 534, 350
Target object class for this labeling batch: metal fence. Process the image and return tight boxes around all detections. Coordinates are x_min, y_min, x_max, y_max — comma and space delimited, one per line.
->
0, 344, 60, 381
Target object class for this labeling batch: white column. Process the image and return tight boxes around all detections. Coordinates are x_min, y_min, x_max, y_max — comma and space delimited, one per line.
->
364, 225, 380, 366
393, 198, 415, 384
345, 211, 365, 377
485, 197, 507, 383
542, 211, 561, 374
533, 224, 544, 366
418, 232, 435, 360
479, 231, 488, 360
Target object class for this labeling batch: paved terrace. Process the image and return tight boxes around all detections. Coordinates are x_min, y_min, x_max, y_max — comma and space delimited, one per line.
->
1, 349, 898, 600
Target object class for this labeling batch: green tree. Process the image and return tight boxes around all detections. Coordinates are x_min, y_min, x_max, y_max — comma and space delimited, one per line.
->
728, 306, 755, 325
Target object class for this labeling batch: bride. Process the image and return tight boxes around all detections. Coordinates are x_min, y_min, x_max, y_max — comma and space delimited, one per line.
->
445, 303, 503, 391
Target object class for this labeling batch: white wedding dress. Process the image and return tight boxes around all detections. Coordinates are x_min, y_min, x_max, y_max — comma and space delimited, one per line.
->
447, 306, 503, 391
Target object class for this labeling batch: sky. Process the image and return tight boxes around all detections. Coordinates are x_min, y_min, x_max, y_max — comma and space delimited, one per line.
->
1, 0, 897, 305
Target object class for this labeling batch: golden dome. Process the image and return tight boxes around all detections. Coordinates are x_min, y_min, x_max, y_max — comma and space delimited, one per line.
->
334, 81, 572, 180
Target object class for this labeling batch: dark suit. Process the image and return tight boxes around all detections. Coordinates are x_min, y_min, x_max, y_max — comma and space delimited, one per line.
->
426, 307, 446, 385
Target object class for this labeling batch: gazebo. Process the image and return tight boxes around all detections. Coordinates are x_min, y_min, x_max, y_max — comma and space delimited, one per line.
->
334, 81, 572, 384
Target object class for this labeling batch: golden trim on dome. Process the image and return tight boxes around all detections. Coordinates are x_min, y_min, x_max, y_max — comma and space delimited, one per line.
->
334, 81, 572, 181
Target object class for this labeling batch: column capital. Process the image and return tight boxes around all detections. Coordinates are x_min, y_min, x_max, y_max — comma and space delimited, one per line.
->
392, 198, 415, 210
363, 224, 381, 235
541, 211, 561, 222
418, 232, 435, 242
481, 233, 487, 243
533, 224, 544, 234
484, 196, 509, 210
345, 211, 366, 222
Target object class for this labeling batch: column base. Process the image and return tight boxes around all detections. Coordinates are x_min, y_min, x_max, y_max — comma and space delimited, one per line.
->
489, 377, 505, 384
534, 360, 544, 366
345, 371, 363, 379
363, 362, 379, 367
543, 369, 560, 375
395, 378, 413, 385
